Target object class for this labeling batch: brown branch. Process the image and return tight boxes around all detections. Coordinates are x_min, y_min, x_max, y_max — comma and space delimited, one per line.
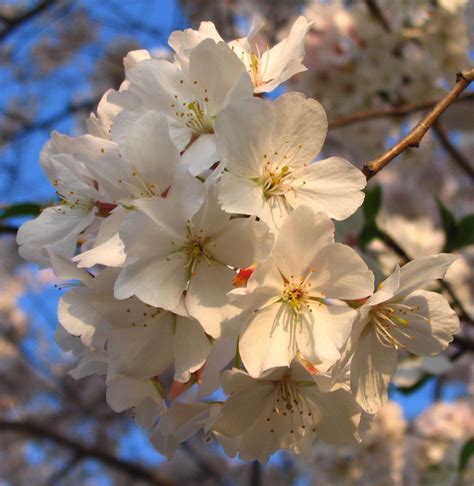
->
432, 121, 474, 182
0, 0, 59, 41
364, 0, 391, 32
0, 225, 18, 235
0, 419, 171, 486
328, 92, 474, 130
362, 68, 474, 180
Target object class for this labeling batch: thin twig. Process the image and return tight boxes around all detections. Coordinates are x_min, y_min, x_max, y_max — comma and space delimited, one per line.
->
362, 68, 474, 180
328, 92, 474, 130
0, 420, 171, 486
364, 0, 391, 32
432, 121, 474, 182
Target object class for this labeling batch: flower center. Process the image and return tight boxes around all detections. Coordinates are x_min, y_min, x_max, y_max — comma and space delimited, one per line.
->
371, 303, 426, 349
264, 377, 319, 436
258, 165, 292, 199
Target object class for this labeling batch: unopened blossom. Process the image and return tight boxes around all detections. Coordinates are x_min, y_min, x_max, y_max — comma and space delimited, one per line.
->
213, 361, 362, 462
169, 16, 312, 93
110, 38, 253, 175
233, 206, 374, 377
349, 254, 459, 413
114, 182, 273, 337
216, 92, 366, 229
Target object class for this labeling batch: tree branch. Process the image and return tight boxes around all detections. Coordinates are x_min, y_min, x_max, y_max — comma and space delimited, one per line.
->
364, 0, 391, 32
0, 0, 59, 42
0, 419, 171, 486
328, 92, 474, 130
432, 121, 474, 182
362, 68, 474, 180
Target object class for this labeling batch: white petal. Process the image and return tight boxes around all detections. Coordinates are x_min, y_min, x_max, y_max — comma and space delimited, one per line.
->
272, 92, 327, 165
239, 304, 296, 377
173, 316, 211, 382
180, 133, 219, 175
273, 206, 334, 279
299, 302, 356, 362
213, 382, 274, 436
188, 39, 251, 115
215, 97, 274, 177
114, 255, 187, 309
122, 111, 178, 194
17, 206, 96, 267
107, 315, 174, 379
366, 265, 400, 306
287, 157, 366, 220
73, 206, 126, 268
391, 290, 459, 355
212, 218, 273, 268
395, 254, 457, 299
308, 243, 374, 299
186, 263, 235, 338
351, 325, 398, 414
218, 172, 267, 218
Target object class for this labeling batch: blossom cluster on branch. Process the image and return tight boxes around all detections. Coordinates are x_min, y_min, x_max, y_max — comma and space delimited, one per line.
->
16, 16, 460, 462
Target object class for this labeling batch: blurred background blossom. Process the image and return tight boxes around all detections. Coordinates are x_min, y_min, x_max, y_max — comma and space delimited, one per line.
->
0, 0, 473, 484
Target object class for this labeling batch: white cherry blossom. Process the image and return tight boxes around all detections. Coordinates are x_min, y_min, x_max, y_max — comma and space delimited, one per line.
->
169, 16, 313, 93
109, 38, 253, 175
350, 254, 460, 413
213, 361, 362, 462
233, 206, 374, 377
114, 182, 273, 337
216, 92, 366, 229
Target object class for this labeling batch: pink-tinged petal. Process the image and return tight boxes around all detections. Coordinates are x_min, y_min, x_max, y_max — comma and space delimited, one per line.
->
308, 243, 374, 299
287, 157, 366, 220
351, 325, 398, 414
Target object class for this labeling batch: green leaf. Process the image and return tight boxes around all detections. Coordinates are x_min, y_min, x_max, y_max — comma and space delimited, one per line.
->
0, 203, 42, 220
436, 198, 457, 249
455, 214, 474, 250
458, 437, 474, 473
363, 186, 382, 223
437, 199, 474, 251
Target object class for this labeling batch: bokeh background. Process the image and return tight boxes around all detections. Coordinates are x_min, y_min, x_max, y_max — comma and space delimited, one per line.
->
0, 0, 473, 484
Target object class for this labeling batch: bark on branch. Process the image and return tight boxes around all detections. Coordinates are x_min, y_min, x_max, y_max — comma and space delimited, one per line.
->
328, 92, 474, 130
0, 419, 171, 486
362, 68, 474, 180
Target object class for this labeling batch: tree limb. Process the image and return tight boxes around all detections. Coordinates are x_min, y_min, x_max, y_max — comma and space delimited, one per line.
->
362, 68, 474, 180
0, 419, 171, 486
432, 121, 474, 182
328, 92, 474, 130
0, 0, 59, 42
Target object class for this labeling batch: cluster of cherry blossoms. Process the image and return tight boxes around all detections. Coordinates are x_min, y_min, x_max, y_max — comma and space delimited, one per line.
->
17, 17, 460, 462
